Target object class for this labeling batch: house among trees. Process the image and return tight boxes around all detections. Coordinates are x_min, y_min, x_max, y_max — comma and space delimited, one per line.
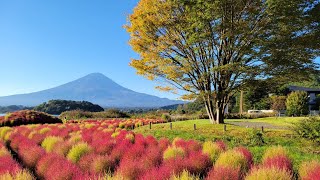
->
288, 86, 320, 111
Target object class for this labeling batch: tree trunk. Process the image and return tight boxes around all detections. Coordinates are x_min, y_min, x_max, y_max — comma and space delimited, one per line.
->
215, 106, 225, 124
204, 98, 215, 124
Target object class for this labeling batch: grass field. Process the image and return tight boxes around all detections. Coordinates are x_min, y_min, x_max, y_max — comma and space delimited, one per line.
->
133, 117, 320, 170
227, 117, 305, 127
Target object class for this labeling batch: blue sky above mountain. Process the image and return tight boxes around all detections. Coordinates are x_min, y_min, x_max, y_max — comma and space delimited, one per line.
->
0, 0, 181, 100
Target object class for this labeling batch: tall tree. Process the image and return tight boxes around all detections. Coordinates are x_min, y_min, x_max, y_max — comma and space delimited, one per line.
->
126, 0, 319, 124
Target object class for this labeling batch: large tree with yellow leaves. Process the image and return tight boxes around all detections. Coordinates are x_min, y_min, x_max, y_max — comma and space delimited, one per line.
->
126, 0, 319, 124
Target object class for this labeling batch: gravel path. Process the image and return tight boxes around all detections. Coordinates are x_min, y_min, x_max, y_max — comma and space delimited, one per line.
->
227, 121, 289, 130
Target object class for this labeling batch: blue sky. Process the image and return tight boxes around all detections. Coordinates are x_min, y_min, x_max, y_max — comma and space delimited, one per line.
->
0, 1, 319, 100
0, 0, 180, 99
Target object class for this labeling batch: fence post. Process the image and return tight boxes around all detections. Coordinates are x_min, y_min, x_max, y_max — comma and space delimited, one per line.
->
261, 126, 264, 133
149, 122, 152, 129
170, 123, 172, 130
194, 124, 196, 130
224, 124, 227, 132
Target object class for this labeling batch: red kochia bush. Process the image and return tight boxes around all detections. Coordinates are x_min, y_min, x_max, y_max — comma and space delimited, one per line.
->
158, 138, 170, 151
36, 153, 62, 178
206, 166, 241, 180
0, 156, 21, 175
44, 156, 82, 180
185, 151, 212, 176
235, 147, 254, 167
174, 139, 202, 153
0, 110, 62, 127
262, 155, 293, 173
91, 139, 115, 155
307, 166, 320, 180
10, 134, 36, 151
162, 157, 186, 176
110, 139, 133, 162
215, 140, 227, 151
78, 153, 116, 174
19, 145, 46, 168
140, 166, 172, 180
117, 160, 146, 180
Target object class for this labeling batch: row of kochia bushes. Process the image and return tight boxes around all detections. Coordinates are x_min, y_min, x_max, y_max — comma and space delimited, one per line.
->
0, 119, 319, 180
0, 110, 62, 127
0, 140, 34, 179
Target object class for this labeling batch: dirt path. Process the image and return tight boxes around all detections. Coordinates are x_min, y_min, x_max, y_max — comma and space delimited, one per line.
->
227, 121, 289, 130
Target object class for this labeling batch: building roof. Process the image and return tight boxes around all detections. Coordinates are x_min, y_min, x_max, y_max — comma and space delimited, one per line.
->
289, 86, 320, 93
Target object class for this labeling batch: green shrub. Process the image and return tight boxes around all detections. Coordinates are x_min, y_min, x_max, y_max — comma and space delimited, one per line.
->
286, 91, 309, 116
293, 117, 320, 143
247, 129, 264, 146
245, 167, 292, 180
161, 114, 171, 122
41, 136, 64, 152
0, 127, 12, 140
67, 142, 92, 163
60, 109, 130, 120
163, 146, 185, 160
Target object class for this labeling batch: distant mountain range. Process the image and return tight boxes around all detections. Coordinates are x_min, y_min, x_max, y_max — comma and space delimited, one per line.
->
0, 73, 184, 108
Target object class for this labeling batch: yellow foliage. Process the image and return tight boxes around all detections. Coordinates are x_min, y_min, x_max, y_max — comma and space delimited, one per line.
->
245, 167, 292, 180
215, 150, 249, 174
67, 142, 92, 163
41, 136, 64, 152
0, 170, 35, 180
262, 146, 288, 161
163, 146, 185, 160
39, 127, 51, 134
202, 141, 224, 163
0, 127, 12, 140
170, 170, 200, 180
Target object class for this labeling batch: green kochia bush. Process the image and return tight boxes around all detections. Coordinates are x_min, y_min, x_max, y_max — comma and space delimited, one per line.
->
163, 146, 185, 160
202, 141, 225, 163
286, 91, 309, 116
215, 150, 250, 176
41, 136, 64, 152
293, 117, 320, 143
67, 142, 92, 163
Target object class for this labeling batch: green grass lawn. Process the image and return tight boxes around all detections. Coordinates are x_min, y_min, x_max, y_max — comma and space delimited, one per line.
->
133, 117, 320, 170
226, 116, 305, 127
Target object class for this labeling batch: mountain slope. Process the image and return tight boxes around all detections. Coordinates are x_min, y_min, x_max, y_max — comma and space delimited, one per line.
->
0, 73, 184, 107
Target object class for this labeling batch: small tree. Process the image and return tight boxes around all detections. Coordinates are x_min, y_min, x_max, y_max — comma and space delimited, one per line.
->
286, 91, 309, 116
271, 96, 287, 112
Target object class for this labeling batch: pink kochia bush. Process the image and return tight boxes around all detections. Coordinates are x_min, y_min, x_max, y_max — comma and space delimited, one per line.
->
206, 166, 242, 180
261, 146, 293, 173
0, 156, 21, 175
206, 147, 253, 180
235, 146, 254, 168
0, 140, 24, 176
37, 153, 84, 180
208, 148, 252, 179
